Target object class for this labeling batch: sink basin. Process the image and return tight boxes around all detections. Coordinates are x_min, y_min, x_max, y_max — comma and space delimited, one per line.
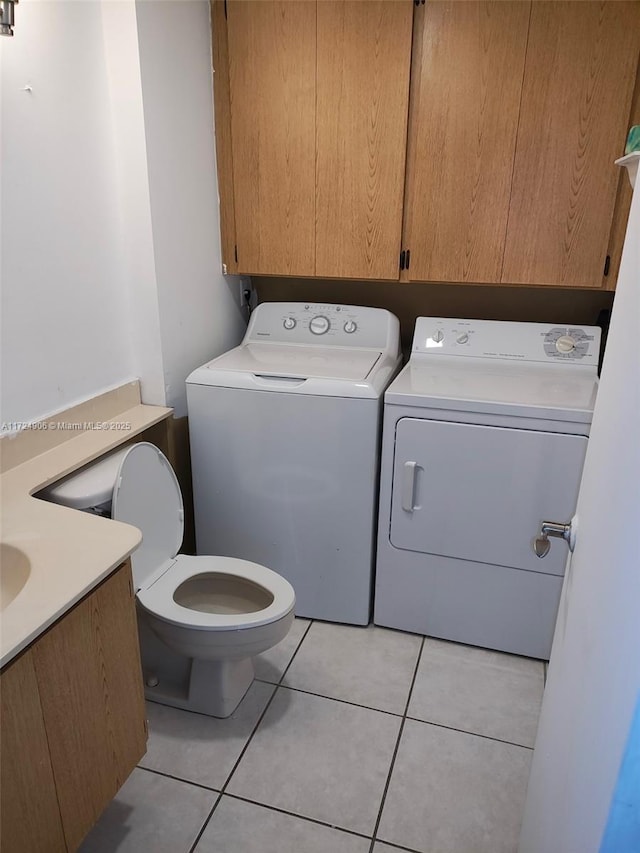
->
0, 544, 31, 611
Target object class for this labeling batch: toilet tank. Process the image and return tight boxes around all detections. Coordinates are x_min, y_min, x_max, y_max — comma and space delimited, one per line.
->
39, 446, 130, 516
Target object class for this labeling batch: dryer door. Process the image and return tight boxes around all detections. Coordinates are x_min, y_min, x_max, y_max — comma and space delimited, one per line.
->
389, 418, 587, 576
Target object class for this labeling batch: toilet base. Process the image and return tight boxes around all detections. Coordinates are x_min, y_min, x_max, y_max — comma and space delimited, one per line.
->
144, 655, 255, 718
189, 657, 255, 717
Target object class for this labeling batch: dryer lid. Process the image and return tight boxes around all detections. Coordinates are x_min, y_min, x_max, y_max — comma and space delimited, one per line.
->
112, 443, 184, 590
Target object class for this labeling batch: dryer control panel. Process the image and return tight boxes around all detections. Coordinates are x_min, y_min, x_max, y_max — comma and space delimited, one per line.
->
246, 302, 400, 353
412, 318, 601, 366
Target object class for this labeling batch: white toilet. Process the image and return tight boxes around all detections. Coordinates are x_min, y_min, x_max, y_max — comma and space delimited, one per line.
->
41, 442, 295, 717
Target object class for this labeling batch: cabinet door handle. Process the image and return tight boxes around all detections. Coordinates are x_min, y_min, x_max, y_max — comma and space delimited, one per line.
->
401, 461, 419, 512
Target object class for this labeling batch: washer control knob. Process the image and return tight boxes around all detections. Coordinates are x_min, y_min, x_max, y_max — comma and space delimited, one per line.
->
283, 317, 296, 330
556, 335, 576, 354
456, 333, 469, 345
432, 330, 444, 343
309, 315, 330, 335
344, 320, 357, 334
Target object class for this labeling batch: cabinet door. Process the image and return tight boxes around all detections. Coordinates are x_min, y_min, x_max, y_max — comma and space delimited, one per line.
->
603, 62, 640, 289
227, 1, 316, 275
403, 1, 530, 283
0, 650, 66, 853
33, 564, 146, 851
502, 1, 640, 287
315, 1, 413, 279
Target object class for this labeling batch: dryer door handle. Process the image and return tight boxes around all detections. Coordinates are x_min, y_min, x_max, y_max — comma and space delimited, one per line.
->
401, 461, 420, 512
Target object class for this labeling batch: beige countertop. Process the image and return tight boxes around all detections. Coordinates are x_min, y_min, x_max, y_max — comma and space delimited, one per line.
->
1, 390, 172, 668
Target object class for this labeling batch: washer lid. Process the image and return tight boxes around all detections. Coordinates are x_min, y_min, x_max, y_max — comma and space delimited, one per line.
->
112, 443, 184, 590
202, 343, 382, 381
385, 360, 598, 423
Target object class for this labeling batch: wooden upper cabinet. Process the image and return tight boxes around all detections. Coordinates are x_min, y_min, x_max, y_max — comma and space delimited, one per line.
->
403, 1, 530, 284
217, 0, 639, 287
226, 1, 316, 276
315, 1, 413, 279
211, 0, 238, 275
222, 0, 412, 279
502, 1, 640, 287
604, 63, 640, 290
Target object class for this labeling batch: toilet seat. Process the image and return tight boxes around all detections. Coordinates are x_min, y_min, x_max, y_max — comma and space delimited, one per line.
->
112, 443, 295, 632
137, 554, 296, 631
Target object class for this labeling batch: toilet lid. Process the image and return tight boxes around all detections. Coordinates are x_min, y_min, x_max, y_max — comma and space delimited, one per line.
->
112, 442, 184, 590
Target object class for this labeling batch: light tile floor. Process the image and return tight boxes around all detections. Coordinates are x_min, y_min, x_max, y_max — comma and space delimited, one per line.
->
81, 620, 543, 853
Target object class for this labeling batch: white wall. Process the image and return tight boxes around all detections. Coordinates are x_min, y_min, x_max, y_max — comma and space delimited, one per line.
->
135, 0, 247, 418
101, 0, 166, 408
1, 0, 246, 428
1, 1, 136, 425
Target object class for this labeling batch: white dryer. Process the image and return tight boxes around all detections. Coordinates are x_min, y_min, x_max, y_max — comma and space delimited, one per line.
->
186, 302, 401, 625
375, 317, 601, 659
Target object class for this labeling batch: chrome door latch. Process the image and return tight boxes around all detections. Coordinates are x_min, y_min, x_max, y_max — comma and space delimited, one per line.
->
533, 520, 574, 559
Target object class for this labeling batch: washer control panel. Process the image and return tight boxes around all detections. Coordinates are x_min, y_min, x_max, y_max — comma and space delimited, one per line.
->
412, 318, 601, 366
247, 302, 397, 350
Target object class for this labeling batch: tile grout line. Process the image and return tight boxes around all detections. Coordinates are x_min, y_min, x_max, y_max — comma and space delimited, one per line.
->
223, 791, 374, 842
137, 764, 219, 794
186, 619, 315, 853
255, 678, 535, 750
367, 838, 428, 853
367, 636, 426, 853
278, 619, 315, 685
262, 680, 407, 719
403, 715, 535, 751
137, 765, 397, 847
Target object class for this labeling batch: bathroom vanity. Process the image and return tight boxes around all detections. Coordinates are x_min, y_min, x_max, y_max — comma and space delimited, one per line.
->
0, 382, 172, 852
1, 561, 145, 852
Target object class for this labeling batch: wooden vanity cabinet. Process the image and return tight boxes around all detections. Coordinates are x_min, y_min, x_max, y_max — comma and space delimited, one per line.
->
0, 649, 66, 853
0, 562, 147, 852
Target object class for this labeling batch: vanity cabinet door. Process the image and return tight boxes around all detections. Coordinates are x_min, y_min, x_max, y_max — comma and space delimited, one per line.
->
32, 562, 147, 851
0, 649, 66, 853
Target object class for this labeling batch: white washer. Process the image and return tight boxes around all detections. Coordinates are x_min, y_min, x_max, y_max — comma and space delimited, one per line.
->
186, 302, 401, 625
375, 317, 601, 659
